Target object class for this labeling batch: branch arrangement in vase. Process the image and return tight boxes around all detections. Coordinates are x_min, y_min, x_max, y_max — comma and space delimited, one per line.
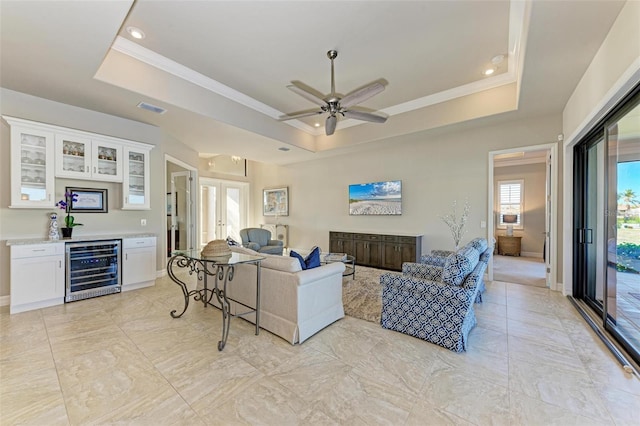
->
439, 199, 470, 251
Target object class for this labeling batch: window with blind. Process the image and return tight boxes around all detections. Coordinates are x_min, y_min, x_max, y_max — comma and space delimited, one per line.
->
497, 179, 524, 228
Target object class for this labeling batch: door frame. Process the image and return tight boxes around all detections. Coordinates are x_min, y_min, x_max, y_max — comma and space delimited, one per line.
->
487, 142, 559, 290
164, 154, 198, 257
170, 170, 192, 252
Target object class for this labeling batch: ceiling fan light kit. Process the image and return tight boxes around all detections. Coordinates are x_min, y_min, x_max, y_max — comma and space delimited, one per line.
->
279, 50, 388, 136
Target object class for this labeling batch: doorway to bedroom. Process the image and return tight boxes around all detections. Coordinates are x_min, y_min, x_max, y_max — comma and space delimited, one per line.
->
488, 143, 558, 290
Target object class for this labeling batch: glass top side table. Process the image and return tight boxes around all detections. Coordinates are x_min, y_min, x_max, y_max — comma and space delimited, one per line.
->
167, 250, 265, 350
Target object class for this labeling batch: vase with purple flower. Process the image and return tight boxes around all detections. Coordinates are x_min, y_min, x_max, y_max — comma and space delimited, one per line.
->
56, 191, 83, 238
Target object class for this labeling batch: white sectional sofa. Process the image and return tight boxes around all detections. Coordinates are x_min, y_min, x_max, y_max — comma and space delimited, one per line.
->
227, 246, 346, 344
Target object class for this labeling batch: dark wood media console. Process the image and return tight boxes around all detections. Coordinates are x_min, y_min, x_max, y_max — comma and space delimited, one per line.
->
329, 231, 423, 271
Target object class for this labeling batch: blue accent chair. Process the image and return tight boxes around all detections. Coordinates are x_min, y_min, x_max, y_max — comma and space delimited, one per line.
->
239, 228, 283, 255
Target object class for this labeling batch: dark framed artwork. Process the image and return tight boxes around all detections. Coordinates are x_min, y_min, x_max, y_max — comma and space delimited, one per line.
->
66, 187, 108, 213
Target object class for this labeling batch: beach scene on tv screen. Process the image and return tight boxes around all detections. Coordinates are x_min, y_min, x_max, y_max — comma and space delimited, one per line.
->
349, 180, 402, 215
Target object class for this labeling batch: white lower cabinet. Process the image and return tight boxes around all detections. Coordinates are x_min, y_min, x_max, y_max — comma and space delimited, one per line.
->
8, 236, 157, 313
10, 243, 65, 313
122, 237, 157, 290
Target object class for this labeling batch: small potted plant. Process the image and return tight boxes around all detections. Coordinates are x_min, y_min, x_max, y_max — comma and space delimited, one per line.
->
56, 191, 83, 238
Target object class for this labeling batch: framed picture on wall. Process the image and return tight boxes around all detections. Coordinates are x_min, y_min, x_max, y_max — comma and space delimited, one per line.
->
66, 187, 108, 213
263, 187, 288, 216
167, 192, 177, 216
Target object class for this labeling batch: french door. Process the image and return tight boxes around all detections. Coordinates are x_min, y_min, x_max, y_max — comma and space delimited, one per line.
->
199, 178, 248, 247
574, 88, 640, 364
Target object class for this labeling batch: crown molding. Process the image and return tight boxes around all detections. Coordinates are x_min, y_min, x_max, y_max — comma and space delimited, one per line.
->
110, 0, 527, 137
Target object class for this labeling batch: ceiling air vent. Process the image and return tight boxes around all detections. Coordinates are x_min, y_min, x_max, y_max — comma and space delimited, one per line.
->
137, 101, 167, 114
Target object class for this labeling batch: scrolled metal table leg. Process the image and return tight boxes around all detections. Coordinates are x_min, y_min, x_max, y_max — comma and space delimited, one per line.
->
212, 265, 233, 351
168, 255, 193, 318
168, 255, 206, 318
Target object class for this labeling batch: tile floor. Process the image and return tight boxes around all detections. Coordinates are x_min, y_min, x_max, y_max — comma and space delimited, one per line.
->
1, 275, 640, 425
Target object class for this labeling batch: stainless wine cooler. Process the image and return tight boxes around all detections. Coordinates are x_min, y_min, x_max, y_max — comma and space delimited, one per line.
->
65, 240, 121, 302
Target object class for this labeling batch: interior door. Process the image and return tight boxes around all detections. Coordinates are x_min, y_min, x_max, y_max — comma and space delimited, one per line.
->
170, 171, 193, 253
545, 151, 552, 286
199, 178, 248, 247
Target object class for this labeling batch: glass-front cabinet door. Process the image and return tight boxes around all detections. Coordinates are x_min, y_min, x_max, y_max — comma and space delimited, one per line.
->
55, 135, 122, 182
122, 146, 150, 209
55, 134, 92, 179
9, 123, 55, 208
91, 139, 122, 182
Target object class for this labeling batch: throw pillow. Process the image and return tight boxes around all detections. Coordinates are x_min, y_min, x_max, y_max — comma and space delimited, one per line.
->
442, 246, 480, 286
290, 250, 307, 270
306, 246, 321, 269
226, 236, 240, 246
290, 246, 321, 270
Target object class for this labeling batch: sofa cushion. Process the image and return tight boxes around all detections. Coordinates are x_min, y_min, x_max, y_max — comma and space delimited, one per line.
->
442, 246, 480, 286
290, 246, 321, 270
263, 255, 302, 272
231, 245, 259, 255
231, 245, 302, 272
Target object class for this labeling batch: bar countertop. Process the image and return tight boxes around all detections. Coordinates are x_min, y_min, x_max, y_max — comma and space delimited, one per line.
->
6, 233, 156, 246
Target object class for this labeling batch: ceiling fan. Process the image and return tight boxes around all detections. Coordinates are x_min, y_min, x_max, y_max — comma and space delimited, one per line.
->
278, 50, 387, 136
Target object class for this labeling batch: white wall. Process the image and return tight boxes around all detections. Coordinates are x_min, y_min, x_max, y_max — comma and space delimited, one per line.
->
563, 1, 640, 142
494, 163, 547, 256
0, 88, 199, 298
250, 114, 562, 262
562, 1, 640, 295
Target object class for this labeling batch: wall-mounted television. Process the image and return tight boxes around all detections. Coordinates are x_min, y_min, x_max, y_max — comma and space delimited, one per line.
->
349, 180, 402, 215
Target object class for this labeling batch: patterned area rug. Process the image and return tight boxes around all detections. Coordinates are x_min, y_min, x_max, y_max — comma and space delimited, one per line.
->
342, 265, 391, 324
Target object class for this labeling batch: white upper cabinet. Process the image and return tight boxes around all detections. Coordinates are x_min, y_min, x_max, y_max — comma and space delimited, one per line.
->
122, 146, 151, 210
4, 116, 153, 209
6, 119, 56, 208
55, 134, 123, 182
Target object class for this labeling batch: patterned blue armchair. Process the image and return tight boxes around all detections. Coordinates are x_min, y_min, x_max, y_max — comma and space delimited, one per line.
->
379, 244, 492, 352
420, 237, 491, 301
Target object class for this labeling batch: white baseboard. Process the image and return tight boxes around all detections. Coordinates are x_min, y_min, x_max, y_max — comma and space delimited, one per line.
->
0, 295, 9, 307
157, 269, 167, 277
121, 280, 155, 292
520, 251, 543, 258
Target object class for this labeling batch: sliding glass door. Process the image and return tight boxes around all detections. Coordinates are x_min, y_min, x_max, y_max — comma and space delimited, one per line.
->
574, 89, 640, 364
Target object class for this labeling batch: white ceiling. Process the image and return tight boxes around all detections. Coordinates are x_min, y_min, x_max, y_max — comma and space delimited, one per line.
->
0, 0, 626, 165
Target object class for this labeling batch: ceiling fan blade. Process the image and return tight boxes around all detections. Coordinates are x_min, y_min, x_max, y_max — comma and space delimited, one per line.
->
340, 82, 385, 108
278, 110, 324, 121
287, 83, 326, 107
343, 110, 387, 123
326, 115, 337, 136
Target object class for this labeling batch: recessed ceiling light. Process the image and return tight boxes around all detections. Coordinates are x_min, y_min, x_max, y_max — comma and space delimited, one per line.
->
278, 147, 290, 152
483, 67, 495, 76
126, 26, 145, 40
314, 123, 320, 128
